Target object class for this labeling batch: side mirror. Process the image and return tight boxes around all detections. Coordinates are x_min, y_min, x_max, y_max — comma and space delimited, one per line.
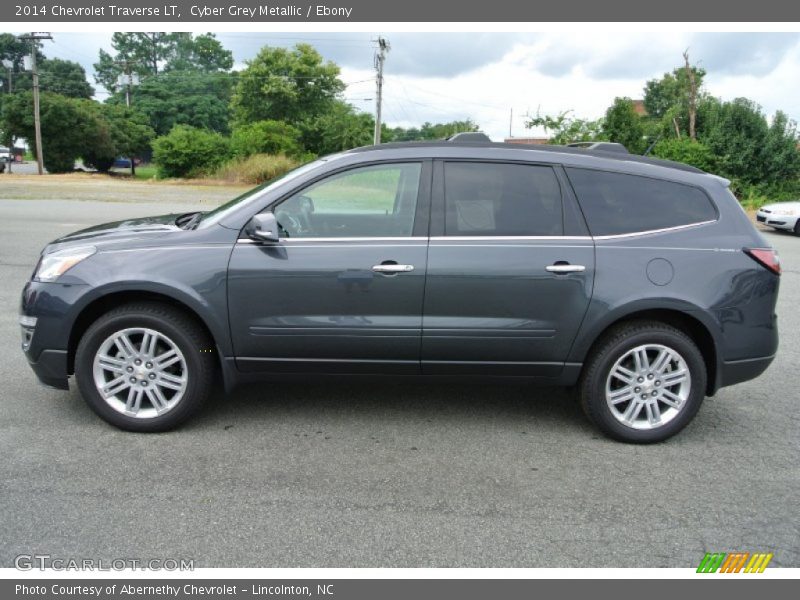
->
245, 213, 280, 243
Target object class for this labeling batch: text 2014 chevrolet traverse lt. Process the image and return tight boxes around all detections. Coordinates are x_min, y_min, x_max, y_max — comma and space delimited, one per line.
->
20, 141, 780, 442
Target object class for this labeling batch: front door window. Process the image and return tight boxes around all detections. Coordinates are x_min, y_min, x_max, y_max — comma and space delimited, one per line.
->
274, 163, 422, 238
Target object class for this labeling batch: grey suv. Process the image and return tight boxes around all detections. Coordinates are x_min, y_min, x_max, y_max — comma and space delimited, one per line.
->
20, 141, 780, 442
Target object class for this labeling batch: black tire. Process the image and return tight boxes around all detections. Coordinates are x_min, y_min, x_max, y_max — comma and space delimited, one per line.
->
579, 320, 707, 443
75, 302, 215, 432
794, 220, 800, 236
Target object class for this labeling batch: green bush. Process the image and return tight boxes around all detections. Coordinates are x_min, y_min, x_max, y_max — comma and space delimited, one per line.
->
733, 179, 800, 210
652, 138, 717, 172
212, 153, 300, 185
230, 120, 302, 159
152, 125, 230, 178
0, 92, 113, 173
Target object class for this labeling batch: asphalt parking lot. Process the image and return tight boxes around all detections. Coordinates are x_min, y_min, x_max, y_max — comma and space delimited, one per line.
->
0, 197, 798, 568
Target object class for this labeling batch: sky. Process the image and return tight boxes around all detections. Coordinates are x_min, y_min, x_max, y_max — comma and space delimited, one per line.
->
28, 31, 800, 141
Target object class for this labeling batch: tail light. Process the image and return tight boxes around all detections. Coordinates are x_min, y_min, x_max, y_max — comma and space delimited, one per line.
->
744, 248, 781, 275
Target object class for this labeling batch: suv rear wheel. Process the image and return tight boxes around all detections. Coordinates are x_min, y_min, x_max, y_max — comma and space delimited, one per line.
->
579, 320, 707, 443
75, 302, 215, 432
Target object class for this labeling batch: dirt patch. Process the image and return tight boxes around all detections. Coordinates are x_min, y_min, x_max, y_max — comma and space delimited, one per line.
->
0, 173, 250, 204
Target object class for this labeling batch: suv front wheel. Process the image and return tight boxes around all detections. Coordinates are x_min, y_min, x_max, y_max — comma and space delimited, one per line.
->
75, 302, 215, 432
579, 320, 707, 443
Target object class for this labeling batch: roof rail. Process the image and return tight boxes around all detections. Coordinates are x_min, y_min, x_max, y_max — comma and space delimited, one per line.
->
446, 132, 492, 143
566, 141, 629, 154
346, 140, 704, 174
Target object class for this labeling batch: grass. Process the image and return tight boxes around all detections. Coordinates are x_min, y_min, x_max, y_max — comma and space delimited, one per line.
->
739, 190, 772, 211
133, 165, 159, 180
211, 154, 300, 185
0, 172, 250, 203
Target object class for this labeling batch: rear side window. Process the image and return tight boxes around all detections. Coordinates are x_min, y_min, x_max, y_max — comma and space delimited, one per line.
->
444, 162, 563, 236
565, 168, 717, 236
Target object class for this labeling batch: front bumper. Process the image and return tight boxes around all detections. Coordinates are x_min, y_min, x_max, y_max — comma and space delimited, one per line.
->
25, 348, 69, 390
20, 279, 89, 391
756, 211, 798, 230
20, 314, 69, 390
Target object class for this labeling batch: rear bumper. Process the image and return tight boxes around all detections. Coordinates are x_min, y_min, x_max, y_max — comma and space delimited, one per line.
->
717, 355, 775, 391
26, 348, 69, 390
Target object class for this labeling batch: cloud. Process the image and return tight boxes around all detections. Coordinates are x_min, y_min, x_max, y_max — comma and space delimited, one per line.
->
515, 32, 800, 82
217, 32, 530, 78
28, 31, 800, 142
688, 32, 800, 76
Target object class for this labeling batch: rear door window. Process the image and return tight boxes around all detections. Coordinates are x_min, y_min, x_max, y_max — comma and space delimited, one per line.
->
565, 168, 717, 236
443, 162, 563, 236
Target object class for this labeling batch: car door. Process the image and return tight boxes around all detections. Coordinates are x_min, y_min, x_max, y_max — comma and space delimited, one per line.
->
228, 160, 431, 374
422, 160, 595, 377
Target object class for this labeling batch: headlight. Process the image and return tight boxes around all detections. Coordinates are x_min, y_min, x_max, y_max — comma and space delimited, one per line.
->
34, 246, 96, 282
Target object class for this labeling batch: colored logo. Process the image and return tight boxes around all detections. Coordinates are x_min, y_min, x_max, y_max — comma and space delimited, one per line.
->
697, 552, 773, 573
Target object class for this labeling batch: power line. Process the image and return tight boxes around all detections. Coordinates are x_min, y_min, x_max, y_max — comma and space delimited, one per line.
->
399, 79, 510, 111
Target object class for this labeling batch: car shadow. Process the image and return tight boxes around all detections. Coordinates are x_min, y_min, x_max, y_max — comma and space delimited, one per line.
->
186, 379, 593, 437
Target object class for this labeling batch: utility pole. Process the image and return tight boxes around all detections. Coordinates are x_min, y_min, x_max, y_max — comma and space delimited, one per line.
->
115, 60, 139, 108
373, 37, 389, 145
19, 32, 52, 175
509, 108, 513, 139
2, 59, 13, 174
1, 59, 12, 94
114, 60, 141, 176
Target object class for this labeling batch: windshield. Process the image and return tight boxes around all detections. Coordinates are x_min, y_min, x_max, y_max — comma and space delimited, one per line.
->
196, 157, 334, 229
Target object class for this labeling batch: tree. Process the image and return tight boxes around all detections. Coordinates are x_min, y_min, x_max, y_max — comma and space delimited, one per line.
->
603, 98, 646, 153
2, 91, 155, 174
644, 58, 706, 140
701, 98, 800, 190
643, 64, 706, 120
651, 138, 717, 172
0, 33, 43, 94
0, 92, 112, 173
95, 32, 232, 93
388, 120, 479, 141
524, 110, 604, 145
166, 33, 233, 73
13, 57, 94, 98
95, 33, 179, 92
231, 44, 345, 126
108, 71, 233, 135
83, 104, 155, 172
230, 120, 303, 158
683, 50, 699, 140
762, 111, 800, 185
151, 125, 231, 178
300, 100, 375, 155
702, 98, 770, 184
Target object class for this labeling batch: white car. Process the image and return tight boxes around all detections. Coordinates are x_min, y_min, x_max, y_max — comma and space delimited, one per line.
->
0, 146, 12, 162
756, 201, 800, 235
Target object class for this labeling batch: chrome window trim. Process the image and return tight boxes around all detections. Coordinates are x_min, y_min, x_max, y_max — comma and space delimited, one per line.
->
237, 237, 426, 244
235, 220, 715, 244
429, 236, 591, 241
592, 220, 717, 240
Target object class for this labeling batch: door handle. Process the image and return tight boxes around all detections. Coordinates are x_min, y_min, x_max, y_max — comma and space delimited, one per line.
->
546, 263, 586, 273
372, 264, 414, 274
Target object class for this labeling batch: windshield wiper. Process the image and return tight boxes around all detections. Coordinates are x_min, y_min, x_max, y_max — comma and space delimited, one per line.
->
175, 211, 203, 230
